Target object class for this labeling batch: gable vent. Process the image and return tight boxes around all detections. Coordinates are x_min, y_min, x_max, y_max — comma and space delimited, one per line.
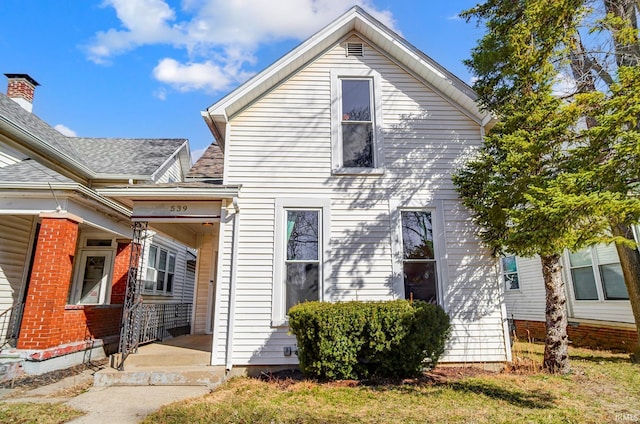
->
346, 42, 364, 57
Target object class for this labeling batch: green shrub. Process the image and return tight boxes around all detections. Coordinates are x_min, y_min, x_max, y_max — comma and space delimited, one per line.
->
288, 300, 450, 380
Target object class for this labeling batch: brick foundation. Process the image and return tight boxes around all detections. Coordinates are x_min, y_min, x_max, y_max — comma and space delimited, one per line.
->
512, 319, 638, 352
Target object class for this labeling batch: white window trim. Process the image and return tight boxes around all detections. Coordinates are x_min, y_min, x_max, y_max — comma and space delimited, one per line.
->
144, 244, 177, 296
564, 246, 627, 303
500, 255, 521, 292
330, 69, 385, 174
389, 199, 448, 306
272, 197, 331, 327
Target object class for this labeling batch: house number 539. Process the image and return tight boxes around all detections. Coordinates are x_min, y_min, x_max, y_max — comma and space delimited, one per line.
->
169, 205, 188, 212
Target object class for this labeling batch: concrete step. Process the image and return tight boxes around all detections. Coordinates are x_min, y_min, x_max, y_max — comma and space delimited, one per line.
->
94, 365, 226, 387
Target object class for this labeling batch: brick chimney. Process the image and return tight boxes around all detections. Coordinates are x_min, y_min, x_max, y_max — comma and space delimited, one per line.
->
5, 73, 40, 113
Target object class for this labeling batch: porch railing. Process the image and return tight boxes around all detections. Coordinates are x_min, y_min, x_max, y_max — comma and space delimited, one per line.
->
138, 303, 192, 345
0, 302, 25, 349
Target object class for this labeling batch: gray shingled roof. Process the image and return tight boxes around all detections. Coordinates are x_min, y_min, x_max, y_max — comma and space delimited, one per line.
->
71, 137, 186, 175
0, 159, 75, 183
187, 143, 224, 179
0, 92, 186, 178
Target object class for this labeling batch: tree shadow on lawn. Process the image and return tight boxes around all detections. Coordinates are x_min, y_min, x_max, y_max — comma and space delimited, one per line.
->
257, 368, 556, 410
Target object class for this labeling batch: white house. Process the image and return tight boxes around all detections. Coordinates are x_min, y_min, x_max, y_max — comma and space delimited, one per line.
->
503, 242, 638, 351
102, 6, 512, 370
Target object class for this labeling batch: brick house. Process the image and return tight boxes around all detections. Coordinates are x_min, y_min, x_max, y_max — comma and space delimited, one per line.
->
0, 74, 195, 378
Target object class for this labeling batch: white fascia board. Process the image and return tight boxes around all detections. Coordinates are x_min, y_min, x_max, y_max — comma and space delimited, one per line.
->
0, 182, 132, 217
92, 174, 153, 181
0, 116, 96, 179
97, 185, 241, 200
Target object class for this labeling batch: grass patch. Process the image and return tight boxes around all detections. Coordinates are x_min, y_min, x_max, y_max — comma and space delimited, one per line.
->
0, 402, 84, 424
144, 342, 640, 424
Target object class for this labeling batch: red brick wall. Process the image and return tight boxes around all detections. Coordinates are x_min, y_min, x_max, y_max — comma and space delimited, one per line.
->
19, 222, 134, 352
18, 217, 79, 349
512, 319, 638, 352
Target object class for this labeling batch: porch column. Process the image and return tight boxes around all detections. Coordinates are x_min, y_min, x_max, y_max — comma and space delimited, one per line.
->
17, 213, 81, 349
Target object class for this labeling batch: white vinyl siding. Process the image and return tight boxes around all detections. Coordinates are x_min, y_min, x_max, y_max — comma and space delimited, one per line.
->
0, 215, 35, 314
215, 36, 508, 365
506, 246, 634, 325
504, 256, 547, 322
154, 156, 183, 183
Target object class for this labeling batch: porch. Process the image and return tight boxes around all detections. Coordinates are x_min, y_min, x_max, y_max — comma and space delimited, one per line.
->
96, 334, 227, 387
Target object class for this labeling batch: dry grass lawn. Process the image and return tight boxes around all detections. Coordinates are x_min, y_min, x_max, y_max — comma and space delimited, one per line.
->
144, 342, 640, 424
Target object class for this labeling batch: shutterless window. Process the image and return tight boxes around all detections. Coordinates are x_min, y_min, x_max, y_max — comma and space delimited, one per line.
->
341, 79, 374, 168
568, 246, 628, 301
145, 245, 175, 295
501, 255, 520, 290
401, 211, 437, 303
285, 210, 320, 312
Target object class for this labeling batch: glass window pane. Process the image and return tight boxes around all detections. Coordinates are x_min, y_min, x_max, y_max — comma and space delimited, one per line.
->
342, 123, 373, 167
571, 267, 598, 300
342, 80, 371, 121
156, 271, 165, 291
286, 211, 318, 261
403, 261, 437, 303
148, 246, 157, 268
501, 256, 517, 273
168, 254, 176, 273
401, 211, 434, 259
601, 264, 629, 300
159, 250, 167, 271
86, 239, 112, 247
505, 273, 520, 290
285, 262, 319, 311
80, 256, 106, 304
166, 273, 174, 293
569, 249, 592, 267
595, 243, 619, 264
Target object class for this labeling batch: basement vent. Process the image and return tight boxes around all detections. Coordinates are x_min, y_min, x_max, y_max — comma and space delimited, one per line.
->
346, 42, 364, 56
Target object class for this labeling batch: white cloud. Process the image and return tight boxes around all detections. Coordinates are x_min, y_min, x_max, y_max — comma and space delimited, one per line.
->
54, 124, 77, 137
553, 72, 577, 97
87, 0, 395, 92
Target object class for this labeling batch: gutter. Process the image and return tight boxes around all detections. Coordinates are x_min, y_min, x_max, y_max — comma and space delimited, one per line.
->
225, 197, 240, 372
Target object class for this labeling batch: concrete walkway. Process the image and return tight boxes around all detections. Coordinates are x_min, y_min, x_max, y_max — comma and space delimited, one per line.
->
0, 368, 212, 423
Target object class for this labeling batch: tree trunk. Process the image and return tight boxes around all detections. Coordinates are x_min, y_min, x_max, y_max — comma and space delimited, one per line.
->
540, 254, 571, 374
611, 223, 640, 361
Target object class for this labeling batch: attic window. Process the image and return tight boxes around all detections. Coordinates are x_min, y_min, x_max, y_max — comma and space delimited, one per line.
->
346, 43, 364, 57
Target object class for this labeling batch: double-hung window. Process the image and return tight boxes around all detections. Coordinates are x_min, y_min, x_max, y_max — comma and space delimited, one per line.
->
568, 244, 628, 301
401, 211, 437, 303
145, 245, 175, 296
341, 79, 374, 168
331, 70, 383, 172
501, 255, 520, 290
273, 198, 329, 325
284, 210, 320, 311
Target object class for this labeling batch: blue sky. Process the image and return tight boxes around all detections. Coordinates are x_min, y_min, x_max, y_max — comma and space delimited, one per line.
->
0, 1, 483, 161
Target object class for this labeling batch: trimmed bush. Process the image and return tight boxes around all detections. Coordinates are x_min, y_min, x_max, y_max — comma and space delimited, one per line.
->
288, 300, 450, 380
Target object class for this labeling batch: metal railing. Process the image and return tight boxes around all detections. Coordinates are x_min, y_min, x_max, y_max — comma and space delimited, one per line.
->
0, 302, 24, 349
0, 303, 24, 349
138, 303, 192, 345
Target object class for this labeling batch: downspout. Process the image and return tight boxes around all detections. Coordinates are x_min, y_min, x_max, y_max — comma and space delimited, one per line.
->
225, 197, 240, 372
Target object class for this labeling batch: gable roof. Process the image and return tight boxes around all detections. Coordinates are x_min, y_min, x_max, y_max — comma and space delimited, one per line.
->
0, 92, 189, 181
203, 6, 493, 150
186, 143, 224, 179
